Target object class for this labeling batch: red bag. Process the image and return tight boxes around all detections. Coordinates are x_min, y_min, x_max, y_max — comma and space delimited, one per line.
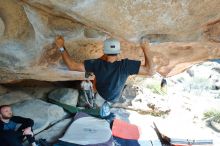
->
112, 119, 140, 140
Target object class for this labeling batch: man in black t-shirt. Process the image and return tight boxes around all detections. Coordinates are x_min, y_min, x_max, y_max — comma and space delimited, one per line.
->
55, 36, 154, 117
0, 105, 38, 146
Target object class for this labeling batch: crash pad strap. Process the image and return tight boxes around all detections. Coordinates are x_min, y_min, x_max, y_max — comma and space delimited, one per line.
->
48, 98, 100, 117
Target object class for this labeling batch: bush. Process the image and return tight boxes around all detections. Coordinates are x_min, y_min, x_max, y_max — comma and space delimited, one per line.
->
145, 81, 167, 95
203, 109, 220, 123
213, 114, 220, 123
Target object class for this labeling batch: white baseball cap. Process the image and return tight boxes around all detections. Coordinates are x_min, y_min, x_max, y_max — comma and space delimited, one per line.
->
103, 38, 120, 54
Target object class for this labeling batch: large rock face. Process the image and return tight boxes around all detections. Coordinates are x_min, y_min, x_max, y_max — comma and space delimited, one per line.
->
0, 0, 220, 82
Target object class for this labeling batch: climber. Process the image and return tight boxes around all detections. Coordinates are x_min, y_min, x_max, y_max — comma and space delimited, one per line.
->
55, 36, 154, 117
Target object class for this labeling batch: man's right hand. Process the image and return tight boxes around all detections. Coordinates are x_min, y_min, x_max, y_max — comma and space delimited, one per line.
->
54, 35, 85, 72
22, 127, 33, 136
55, 35, 64, 48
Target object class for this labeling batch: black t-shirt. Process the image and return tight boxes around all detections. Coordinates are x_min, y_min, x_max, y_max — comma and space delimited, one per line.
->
84, 58, 141, 101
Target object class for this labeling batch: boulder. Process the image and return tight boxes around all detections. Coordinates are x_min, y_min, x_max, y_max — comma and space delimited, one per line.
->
0, 91, 32, 106
169, 61, 220, 97
36, 118, 72, 143
12, 99, 68, 134
0, 0, 220, 82
0, 17, 4, 37
0, 85, 9, 96
48, 88, 79, 107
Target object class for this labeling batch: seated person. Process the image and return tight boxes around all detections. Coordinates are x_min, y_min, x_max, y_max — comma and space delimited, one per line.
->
0, 105, 39, 146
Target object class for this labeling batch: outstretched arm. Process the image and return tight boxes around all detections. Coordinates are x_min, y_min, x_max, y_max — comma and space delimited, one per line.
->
55, 36, 85, 72
138, 40, 154, 76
